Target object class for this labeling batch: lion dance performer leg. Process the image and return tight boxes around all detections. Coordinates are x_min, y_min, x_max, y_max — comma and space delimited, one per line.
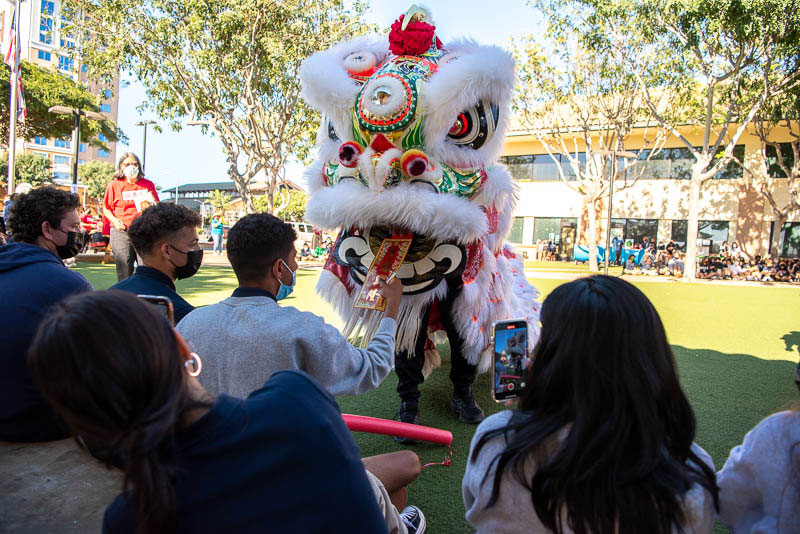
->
300, 5, 540, 436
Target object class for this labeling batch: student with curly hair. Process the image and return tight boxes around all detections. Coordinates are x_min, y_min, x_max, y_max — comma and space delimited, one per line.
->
111, 202, 202, 323
0, 186, 92, 442
463, 275, 719, 534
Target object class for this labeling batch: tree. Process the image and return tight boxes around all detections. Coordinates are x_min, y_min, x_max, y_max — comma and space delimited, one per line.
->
255, 189, 306, 221
515, 2, 666, 271
1, 153, 52, 188
0, 61, 122, 148
79, 161, 115, 201
207, 190, 232, 214
745, 92, 800, 259
65, 0, 371, 214
586, 0, 800, 281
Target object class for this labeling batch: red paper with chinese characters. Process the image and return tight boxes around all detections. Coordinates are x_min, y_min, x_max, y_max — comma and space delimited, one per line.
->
354, 238, 412, 311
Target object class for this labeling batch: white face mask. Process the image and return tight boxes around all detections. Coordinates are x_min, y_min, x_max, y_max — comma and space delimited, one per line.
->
123, 165, 140, 179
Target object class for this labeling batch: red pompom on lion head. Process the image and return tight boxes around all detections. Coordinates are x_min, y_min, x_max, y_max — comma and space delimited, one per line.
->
389, 14, 443, 56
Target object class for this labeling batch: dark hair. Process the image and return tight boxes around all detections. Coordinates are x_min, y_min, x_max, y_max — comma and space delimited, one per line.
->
114, 152, 145, 179
7, 186, 80, 243
473, 275, 718, 534
226, 213, 296, 284
27, 291, 208, 534
128, 203, 201, 256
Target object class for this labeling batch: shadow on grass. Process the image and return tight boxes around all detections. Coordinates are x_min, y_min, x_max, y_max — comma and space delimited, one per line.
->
781, 331, 800, 354
338, 344, 798, 534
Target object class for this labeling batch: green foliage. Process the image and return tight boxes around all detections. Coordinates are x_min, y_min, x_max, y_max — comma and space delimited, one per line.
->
64, 0, 373, 213
254, 189, 306, 220
79, 160, 115, 201
0, 153, 53, 187
0, 61, 123, 148
207, 189, 232, 213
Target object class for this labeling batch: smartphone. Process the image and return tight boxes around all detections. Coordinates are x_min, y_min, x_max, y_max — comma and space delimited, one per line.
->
138, 294, 175, 326
492, 319, 528, 402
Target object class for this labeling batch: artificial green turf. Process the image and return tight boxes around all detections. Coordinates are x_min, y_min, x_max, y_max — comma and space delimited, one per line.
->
76, 262, 799, 534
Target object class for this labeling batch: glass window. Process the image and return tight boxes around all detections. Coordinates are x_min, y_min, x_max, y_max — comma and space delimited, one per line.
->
39, 0, 54, 44
79, 143, 86, 152
54, 138, 70, 148
98, 149, 109, 157
34, 136, 47, 145
58, 55, 74, 71
81, 64, 87, 73
765, 143, 795, 178
637, 148, 671, 179
671, 220, 729, 254
98, 133, 107, 142
533, 154, 561, 181
710, 145, 745, 179
533, 217, 562, 243
669, 147, 694, 180
100, 104, 111, 112
561, 152, 585, 181
508, 217, 524, 244
54, 155, 70, 165
501, 155, 534, 181
624, 218, 659, 247
778, 222, 800, 258
78, 159, 85, 165
53, 171, 70, 180
103, 89, 112, 99
37, 49, 51, 61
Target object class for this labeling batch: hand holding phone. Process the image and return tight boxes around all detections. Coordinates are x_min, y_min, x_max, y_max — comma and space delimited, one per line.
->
492, 319, 528, 403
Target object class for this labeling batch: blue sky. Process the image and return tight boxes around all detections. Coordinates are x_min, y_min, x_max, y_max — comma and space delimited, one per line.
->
116, 0, 542, 191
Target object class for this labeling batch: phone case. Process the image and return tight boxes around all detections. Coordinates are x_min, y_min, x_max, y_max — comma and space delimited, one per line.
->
491, 318, 528, 403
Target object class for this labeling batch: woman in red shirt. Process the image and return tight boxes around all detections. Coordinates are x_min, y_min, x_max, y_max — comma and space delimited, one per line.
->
102, 152, 159, 281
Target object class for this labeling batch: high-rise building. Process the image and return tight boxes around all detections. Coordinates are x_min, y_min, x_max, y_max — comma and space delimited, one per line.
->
0, 0, 119, 186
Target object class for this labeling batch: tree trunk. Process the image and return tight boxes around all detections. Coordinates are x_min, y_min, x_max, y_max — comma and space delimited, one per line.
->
587, 196, 599, 272
684, 170, 702, 283
770, 213, 787, 260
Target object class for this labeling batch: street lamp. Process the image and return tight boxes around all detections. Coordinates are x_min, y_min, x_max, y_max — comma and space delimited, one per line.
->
134, 120, 156, 173
48, 106, 107, 193
595, 149, 638, 275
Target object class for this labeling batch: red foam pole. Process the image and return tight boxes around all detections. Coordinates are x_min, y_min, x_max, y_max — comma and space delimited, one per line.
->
342, 414, 452, 447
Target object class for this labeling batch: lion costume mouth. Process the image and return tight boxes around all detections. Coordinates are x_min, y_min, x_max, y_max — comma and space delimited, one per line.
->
333, 226, 465, 295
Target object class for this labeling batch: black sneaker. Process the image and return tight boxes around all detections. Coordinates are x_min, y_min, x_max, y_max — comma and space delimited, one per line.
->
399, 505, 426, 534
394, 402, 421, 444
450, 390, 485, 424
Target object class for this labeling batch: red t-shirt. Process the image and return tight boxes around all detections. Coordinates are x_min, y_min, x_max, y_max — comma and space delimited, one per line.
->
80, 214, 95, 232
103, 177, 160, 228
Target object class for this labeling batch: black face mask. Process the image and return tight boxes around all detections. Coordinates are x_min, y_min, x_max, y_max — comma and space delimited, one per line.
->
54, 229, 85, 260
168, 245, 203, 280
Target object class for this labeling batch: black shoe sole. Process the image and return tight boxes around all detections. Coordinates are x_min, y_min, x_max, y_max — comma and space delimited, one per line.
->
449, 398, 485, 424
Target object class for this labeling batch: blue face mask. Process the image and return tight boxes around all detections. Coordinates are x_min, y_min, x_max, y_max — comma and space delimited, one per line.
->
276, 259, 296, 300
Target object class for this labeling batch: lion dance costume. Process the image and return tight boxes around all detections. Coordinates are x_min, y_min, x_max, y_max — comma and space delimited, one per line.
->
301, 6, 540, 427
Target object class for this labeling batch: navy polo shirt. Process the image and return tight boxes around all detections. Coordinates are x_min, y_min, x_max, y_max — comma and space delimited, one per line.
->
110, 265, 194, 323
103, 371, 386, 534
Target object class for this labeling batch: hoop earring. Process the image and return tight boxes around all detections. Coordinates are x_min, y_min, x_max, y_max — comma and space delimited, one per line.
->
185, 352, 202, 377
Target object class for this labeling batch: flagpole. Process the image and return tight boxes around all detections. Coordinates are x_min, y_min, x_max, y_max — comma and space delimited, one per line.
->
5, 0, 19, 197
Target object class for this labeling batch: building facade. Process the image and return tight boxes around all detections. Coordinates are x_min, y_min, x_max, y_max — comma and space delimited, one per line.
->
0, 0, 119, 185
502, 123, 799, 259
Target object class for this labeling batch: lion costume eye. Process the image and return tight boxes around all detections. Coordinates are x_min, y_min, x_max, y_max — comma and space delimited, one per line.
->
446, 100, 499, 150
327, 119, 340, 142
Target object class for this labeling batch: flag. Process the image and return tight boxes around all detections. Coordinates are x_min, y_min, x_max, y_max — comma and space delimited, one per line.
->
4, 2, 27, 120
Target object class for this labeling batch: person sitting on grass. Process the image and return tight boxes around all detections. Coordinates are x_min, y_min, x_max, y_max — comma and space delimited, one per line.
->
716, 362, 800, 533
463, 276, 719, 534
668, 251, 684, 277
28, 291, 427, 534
110, 203, 202, 323
623, 253, 636, 273
639, 253, 657, 275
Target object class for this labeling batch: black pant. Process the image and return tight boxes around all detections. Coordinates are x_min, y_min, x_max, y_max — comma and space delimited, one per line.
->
110, 227, 137, 281
395, 279, 477, 404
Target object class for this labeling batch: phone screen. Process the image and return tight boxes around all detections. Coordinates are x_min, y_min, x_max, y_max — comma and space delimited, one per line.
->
138, 295, 175, 326
493, 320, 528, 401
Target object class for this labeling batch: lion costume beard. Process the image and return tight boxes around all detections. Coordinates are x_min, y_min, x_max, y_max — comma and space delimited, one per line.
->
301, 7, 540, 374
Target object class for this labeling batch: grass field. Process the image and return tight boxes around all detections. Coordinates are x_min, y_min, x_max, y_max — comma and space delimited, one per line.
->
78, 262, 800, 533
